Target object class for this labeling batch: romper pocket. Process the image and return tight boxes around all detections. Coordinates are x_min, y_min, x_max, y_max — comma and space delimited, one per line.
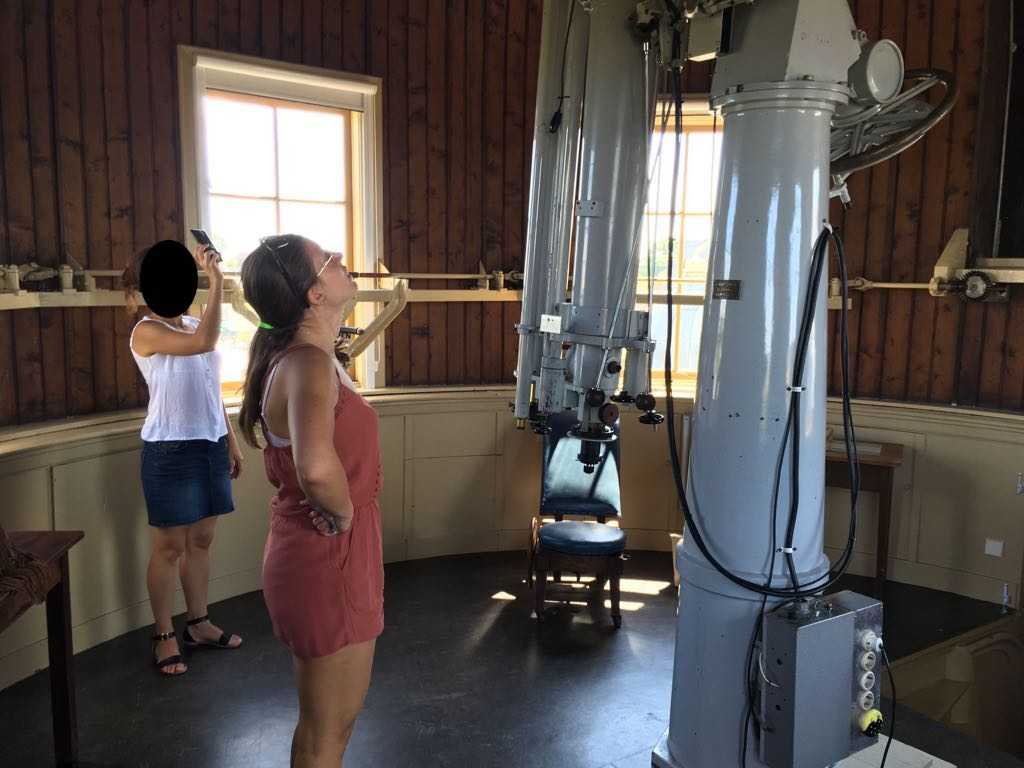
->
340, 511, 384, 614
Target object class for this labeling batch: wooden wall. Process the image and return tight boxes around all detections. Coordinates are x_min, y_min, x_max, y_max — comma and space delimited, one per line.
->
0, 0, 539, 427
0, 0, 1014, 427
824, 0, 1020, 409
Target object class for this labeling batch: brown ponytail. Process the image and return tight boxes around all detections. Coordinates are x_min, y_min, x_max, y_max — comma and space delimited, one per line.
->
237, 235, 317, 448
121, 247, 149, 316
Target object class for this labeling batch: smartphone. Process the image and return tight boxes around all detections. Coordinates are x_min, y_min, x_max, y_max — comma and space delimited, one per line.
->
189, 228, 222, 262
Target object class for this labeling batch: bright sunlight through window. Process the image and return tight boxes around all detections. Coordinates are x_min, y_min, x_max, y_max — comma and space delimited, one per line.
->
637, 113, 722, 388
200, 90, 354, 393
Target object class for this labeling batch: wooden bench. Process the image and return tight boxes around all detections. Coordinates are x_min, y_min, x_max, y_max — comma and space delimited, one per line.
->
1, 529, 84, 767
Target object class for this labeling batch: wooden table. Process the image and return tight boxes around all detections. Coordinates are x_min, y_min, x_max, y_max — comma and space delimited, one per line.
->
8, 531, 84, 768
825, 443, 904, 596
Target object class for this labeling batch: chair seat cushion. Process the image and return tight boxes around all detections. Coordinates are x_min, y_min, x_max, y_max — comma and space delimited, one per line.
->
537, 521, 626, 556
542, 496, 621, 519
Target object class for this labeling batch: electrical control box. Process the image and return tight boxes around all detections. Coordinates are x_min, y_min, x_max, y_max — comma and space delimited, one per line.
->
759, 591, 883, 768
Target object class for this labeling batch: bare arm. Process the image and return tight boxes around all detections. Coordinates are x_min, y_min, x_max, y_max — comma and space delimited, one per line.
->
286, 348, 354, 530
223, 403, 243, 479
131, 245, 223, 357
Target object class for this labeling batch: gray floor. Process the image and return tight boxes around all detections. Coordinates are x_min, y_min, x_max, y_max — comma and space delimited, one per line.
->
0, 551, 1019, 768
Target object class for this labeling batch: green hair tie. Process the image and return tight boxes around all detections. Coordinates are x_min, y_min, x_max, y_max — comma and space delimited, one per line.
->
258, 320, 274, 330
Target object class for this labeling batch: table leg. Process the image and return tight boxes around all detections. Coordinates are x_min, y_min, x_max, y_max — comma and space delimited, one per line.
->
46, 554, 78, 767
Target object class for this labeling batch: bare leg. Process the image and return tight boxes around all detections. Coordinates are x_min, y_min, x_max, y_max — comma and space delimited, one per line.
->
147, 526, 188, 675
291, 639, 376, 768
180, 516, 241, 647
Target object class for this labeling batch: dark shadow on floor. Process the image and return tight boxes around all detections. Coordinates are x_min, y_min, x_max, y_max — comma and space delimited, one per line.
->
0, 550, 1018, 768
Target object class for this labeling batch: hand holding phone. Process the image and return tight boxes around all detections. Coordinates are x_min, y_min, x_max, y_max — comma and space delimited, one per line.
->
189, 228, 222, 263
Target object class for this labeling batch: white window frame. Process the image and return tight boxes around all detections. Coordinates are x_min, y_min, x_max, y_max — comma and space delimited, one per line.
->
177, 45, 385, 388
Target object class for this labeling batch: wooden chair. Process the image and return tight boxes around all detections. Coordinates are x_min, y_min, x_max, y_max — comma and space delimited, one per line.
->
529, 412, 626, 628
0, 524, 84, 767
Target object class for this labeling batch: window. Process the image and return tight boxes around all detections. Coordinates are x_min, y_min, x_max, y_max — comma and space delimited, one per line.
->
637, 109, 722, 389
177, 47, 383, 395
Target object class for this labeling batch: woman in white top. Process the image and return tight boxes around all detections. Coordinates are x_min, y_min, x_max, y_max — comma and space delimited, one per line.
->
122, 243, 243, 676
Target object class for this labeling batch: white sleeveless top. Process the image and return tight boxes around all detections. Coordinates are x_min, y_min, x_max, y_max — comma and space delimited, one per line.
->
130, 315, 228, 443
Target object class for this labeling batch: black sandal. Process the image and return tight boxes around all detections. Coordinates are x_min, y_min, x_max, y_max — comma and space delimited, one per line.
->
182, 614, 241, 649
152, 630, 187, 676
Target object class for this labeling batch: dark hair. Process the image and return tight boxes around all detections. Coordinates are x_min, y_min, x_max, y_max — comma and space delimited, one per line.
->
238, 234, 318, 448
121, 247, 150, 315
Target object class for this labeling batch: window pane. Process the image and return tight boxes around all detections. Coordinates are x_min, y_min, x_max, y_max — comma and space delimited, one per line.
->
681, 215, 712, 295
648, 131, 685, 213
675, 306, 703, 372
218, 304, 256, 388
208, 196, 278, 271
647, 305, 703, 375
279, 201, 347, 253
649, 304, 669, 367
685, 131, 716, 214
277, 107, 347, 202
203, 95, 276, 197
639, 215, 681, 289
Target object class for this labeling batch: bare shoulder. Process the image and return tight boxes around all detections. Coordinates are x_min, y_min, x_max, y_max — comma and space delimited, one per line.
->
282, 346, 339, 399
131, 319, 190, 357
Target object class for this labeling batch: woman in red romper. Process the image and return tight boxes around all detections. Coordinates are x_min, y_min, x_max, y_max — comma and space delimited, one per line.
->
237, 234, 383, 768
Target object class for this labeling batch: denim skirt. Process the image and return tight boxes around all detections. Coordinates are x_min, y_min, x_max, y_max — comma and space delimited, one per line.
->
141, 436, 235, 527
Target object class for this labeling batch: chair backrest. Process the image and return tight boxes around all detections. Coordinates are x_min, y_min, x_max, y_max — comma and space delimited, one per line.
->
540, 411, 621, 519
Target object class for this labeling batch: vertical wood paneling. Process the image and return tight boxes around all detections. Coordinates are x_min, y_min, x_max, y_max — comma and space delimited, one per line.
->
445, 0, 467, 386
194, 0, 218, 49
878, 0, 919, 402
426, 0, 448, 385
219, 0, 241, 52
301, 0, 322, 67
260, 0, 281, 58
464, 0, 485, 385
342, 0, 366, 73
906, 0, 956, 401
854, 0, 890, 398
406, 0, 429, 385
1, 0, 1016, 425
1, 1, 46, 423
952, 4, 991, 406
239, 0, 261, 56
24, 0, 68, 420
54, 0, 95, 415
102, 0, 142, 410
123, 0, 154, 407
323, 0, 342, 70
481, 0, 507, 384
502, 0, 526, 387
281, 0, 302, 64
79, 0, 118, 413
0, 25, 13, 426
385, 0, 409, 386
939, 1, 985, 405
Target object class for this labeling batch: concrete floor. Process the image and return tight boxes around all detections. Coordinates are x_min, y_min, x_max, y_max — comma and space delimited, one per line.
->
0, 551, 1019, 768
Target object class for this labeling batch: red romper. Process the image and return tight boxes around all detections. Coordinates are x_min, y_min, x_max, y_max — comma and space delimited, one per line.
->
259, 344, 385, 659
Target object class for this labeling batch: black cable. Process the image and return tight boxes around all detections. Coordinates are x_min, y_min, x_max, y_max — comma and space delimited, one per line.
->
548, 0, 576, 134
665, 213, 859, 595
880, 646, 896, 767
657, 18, 863, 765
